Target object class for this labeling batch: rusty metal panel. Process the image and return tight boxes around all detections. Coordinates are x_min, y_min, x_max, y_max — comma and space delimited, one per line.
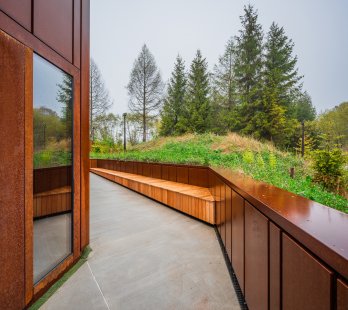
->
282, 234, 332, 310
269, 223, 281, 310
188, 167, 209, 187
0, 29, 27, 310
152, 164, 161, 179
33, 0, 73, 62
225, 186, 232, 262
231, 190, 244, 292
0, 0, 32, 31
337, 279, 348, 310
177, 166, 188, 184
245, 201, 269, 310
220, 183, 226, 246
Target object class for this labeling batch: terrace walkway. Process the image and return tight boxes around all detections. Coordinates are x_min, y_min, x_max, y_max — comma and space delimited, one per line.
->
41, 173, 240, 309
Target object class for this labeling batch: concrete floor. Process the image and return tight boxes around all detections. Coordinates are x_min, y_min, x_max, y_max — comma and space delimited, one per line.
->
41, 173, 240, 310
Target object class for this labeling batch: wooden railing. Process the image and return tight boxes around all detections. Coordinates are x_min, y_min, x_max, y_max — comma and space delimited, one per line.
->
90, 159, 348, 310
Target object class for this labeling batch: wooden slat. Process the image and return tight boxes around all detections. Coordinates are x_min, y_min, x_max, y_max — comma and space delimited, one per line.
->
91, 168, 215, 224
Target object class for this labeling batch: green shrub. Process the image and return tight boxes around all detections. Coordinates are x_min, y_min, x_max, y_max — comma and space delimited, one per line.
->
269, 153, 277, 168
312, 148, 346, 192
243, 151, 254, 164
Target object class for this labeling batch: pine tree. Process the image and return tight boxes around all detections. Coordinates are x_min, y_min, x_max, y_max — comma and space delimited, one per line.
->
185, 50, 211, 133
211, 39, 238, 133
160, 55, 187, 136
233, 4, 264, 133
293, 90, 316, 122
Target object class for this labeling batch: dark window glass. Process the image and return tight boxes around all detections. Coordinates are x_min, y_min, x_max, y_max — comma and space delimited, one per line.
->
33, 54, 73, 283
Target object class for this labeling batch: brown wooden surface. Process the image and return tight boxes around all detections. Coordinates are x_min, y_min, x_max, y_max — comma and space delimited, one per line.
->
0, 29, 26, 310
0, 0, 32, 31
1, 1, 89, 306
337, 279, 348, 310
282, 234, 332, 310
269, 222, 281, 310
231, 190, 245, 292
91, 168, 215, 224
244, 201, 269, 310
33, 0, 73, 62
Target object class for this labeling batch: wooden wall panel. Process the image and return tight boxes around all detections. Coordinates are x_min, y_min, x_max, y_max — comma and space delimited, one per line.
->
244, 202, 268, 310
282, 234, 332, 310
0, 29, 27, 310
231, 190, 244, 292
34, 166, 72, 194
33, 0, 74, 62
225, 186, 232, 262
337, 279, 348, 310
269, 223, 281, 310
0, 0, 32, 31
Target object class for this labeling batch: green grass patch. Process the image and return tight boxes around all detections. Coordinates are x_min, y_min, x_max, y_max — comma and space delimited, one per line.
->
91, 133, 348, 213
29, 246, 92, 310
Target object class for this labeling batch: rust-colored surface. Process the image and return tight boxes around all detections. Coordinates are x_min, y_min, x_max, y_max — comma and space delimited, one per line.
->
0, 0, 32, 31
80, 0, 90, 250
189, 167, 209, 187
177, 166, 189, 184
225, 186, 232, 262
33, 0, 73, 62
34, 166, 72, 194
269, 223, 281, 310
1, 0, 89, 306
24, 47, 34, 304
282, 234, 332, 310
337, 279, 348, 310
73, 0, 81, 67
220, 183, 226, 246
0, 29, 26, 310
231, 190, 244, 292
212, 166, 348, 280
244, 201, 268, 310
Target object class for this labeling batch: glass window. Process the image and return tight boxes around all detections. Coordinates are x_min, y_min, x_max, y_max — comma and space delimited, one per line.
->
33, 54, 73, 283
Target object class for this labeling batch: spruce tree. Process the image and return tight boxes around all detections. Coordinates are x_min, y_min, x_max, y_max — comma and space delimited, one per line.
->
160, 55, 187, 136
263, 22, 302, 112
233, 4, 264, 133
185, 50, 211, 133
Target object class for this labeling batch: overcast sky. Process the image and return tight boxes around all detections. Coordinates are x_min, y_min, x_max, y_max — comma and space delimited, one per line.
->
91, 0, 348, 116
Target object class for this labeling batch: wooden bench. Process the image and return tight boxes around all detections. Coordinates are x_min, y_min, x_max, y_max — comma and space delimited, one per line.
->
34, 186, 71, 219
91, 168, 215, 224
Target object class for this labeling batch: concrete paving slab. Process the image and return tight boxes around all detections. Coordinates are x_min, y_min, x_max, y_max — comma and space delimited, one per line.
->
42, 173, 240, 310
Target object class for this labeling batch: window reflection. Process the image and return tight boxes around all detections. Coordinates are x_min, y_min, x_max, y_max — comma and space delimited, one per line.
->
33, 54, 73, 283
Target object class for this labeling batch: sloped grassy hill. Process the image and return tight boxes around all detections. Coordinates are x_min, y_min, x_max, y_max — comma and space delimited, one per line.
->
91, 133, 348, 213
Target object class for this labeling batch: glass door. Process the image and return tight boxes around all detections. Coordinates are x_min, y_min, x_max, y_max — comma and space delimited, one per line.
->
33, 54, 73, 283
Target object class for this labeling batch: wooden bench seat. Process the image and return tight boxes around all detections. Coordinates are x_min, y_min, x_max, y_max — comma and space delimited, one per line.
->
91, 168, 215, 224
34, 186, 71, 218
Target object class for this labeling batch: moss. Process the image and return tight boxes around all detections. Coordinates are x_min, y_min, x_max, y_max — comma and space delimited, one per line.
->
29, 246, 92, 310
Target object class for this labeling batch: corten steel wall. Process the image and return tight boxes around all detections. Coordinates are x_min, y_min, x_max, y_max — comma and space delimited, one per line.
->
0, 1, 90, 308
91, 159, 348, 310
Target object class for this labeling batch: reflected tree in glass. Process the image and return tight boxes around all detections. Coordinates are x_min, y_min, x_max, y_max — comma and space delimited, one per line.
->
33, 54, 73, 283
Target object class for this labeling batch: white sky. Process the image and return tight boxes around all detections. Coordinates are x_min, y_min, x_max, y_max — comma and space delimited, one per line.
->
91, 0, 348, 116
